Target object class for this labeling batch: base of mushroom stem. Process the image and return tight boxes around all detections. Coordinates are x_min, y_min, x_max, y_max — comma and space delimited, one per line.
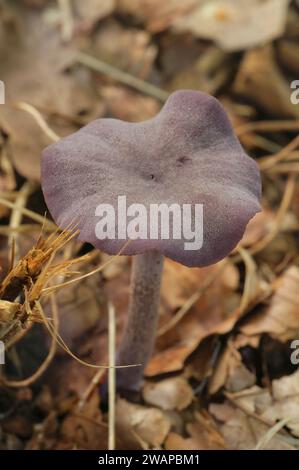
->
100, 367, 144, 407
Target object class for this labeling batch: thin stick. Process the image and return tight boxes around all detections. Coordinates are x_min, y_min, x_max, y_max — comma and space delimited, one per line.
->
58, 0, 74, 41
76, 51, 169, 103
267, 163, 299, 173
77, 369, 106, 411
0, 224, 54, 235
224, 391, 278, 427
13, 101, 60, 142
36, 300, 139, 370
237, 247, 257, 315
108, 302, 116, 451
0, 198, 57, 230
224, 391, 294, 447
236, 120, 299, 136
255, 418, 291, 450
8, 237, 15, 272
259, 135, 299, 171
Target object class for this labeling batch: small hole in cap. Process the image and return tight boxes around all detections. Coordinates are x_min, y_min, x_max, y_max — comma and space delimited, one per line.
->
177, 156, 191, 166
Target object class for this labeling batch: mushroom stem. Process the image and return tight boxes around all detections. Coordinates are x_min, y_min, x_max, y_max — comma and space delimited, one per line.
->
116, 250, 164, 393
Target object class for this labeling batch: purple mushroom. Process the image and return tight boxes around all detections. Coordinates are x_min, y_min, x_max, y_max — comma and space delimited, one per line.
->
41, 90, 261, 394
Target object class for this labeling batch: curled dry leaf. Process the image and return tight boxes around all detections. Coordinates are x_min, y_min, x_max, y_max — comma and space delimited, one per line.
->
240, 266, 299, 341
116, 398, 171, 449
143, 376, 193, 411
173, 0, 290, 52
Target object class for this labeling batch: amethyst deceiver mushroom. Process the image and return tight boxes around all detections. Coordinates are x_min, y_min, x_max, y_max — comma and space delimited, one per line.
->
41, 90, 261, 394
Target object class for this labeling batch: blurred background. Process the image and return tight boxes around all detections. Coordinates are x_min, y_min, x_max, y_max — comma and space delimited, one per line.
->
0, 0, 299, 451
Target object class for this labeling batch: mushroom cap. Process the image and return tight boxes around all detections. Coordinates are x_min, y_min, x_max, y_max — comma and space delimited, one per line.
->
41, 90, 261, 267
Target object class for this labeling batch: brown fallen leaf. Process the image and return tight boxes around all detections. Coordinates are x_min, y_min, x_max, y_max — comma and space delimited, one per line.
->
240, 266, 299, 341
143, 376, 193, 411
272, 368, 299, 400
102, 255, 240, 378
173, 0, 290, 52
210, 397, 294, 450
60, 392, 108, 450
0, 4, 100, 180
187, 413, 227, 450
165, 432, 204, 450
116, 398, 171, 449
161, 258, 239, 312
165, 414, 226, 450
208, 339, 256, 395
233, 333, 260, 350
261, 369, 299, 437
222, 376, 299, 443
145, 258, 241, 376
146, 305, 245, 377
